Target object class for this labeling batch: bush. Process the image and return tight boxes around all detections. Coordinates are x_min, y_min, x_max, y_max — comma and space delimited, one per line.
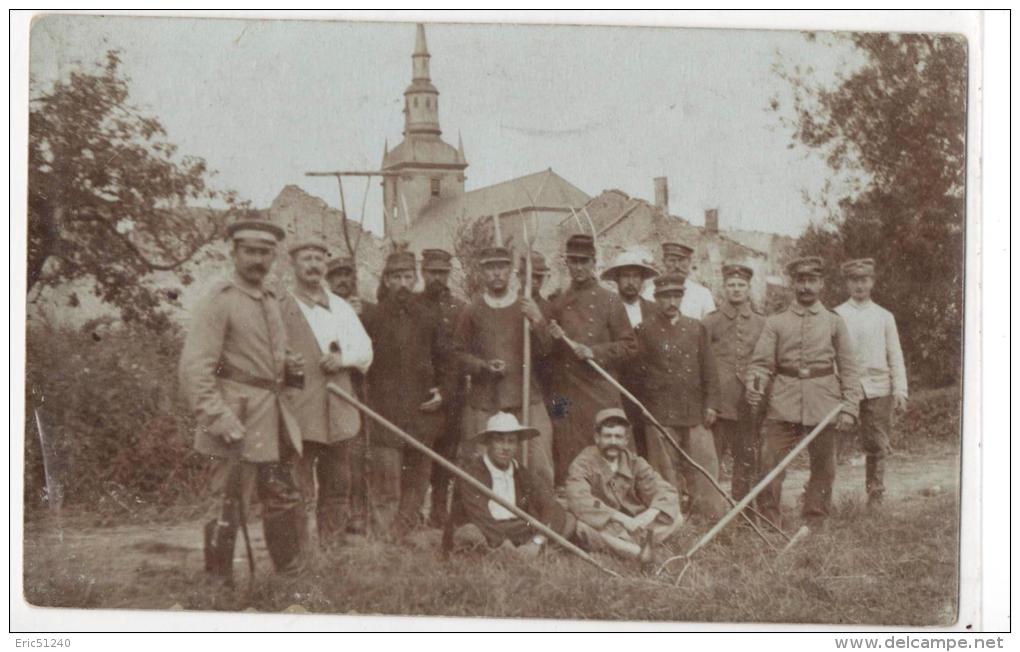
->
25, 319, 206, 513
890, 385, 963, 451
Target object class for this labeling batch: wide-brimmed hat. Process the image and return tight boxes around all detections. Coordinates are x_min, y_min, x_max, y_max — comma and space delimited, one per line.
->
477, 411, 539, 441
600, 249, 660, 282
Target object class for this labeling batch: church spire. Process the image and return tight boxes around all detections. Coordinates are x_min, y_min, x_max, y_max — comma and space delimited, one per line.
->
404, 23, 440, 136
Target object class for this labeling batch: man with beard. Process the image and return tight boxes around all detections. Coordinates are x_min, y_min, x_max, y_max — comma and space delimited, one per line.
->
325, 255, 375, 322
419, 248, 468, 528
179, 218, 307, 583
364, 247, 445, 538
600, 248, 660, 457
661, 242, 716, 320
703, 263, 766, 501
564, 408, 680, 565
279, 240, 373, 547
546, 234, 638, 484
634, 273, 726, 519
747, 257, 861, 529
454, 246, 555, 486
834, 258, 908, 505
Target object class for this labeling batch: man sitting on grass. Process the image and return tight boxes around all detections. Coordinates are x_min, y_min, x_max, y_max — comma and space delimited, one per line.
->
443, 412, 576, 558
565, 408, 682, 566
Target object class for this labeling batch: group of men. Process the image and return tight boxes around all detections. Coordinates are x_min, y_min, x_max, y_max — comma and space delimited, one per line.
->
179, 216, 908, 581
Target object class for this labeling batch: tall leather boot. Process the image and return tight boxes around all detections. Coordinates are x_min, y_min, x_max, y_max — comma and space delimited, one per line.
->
203, 518, 237, 584
865, 456, 885, 504
263, 504, 308, 573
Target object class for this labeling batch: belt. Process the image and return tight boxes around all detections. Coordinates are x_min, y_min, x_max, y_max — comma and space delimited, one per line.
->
215, 361, 285, 392
777, 365, 835, 380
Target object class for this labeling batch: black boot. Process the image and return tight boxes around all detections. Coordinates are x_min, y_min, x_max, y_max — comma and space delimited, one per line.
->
264, 505, 309, 573
203, 518, 237, 584
866, 456, 885, 505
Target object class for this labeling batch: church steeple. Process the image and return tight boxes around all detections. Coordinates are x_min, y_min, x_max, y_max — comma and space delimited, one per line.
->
404, 22, 441, 136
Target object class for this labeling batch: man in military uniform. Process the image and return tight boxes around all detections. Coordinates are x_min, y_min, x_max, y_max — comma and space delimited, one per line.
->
746, 256, 861, 528
419, 248, 468, 528
634, 273, 727, 519
279, 239, 373, 546
661, 242, 716, 320
600, 248, 660, 457
364, 248, 445, 538
325, 255, 375, 322
834, 258, 908, 505
703, 263, 766, 500
546, 234, 638, 484
179, 218, 307, 582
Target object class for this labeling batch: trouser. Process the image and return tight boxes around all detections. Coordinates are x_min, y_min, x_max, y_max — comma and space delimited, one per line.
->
757, 419, 837, 527
645, 422, 728, 519
370, 444, 434, 536
573, 516, 680, 555
461, 402, 555, 488
859, 396, 893, 498
203, 445, 307, 581
429, 402, 464, 525
295, 439, 356, 546
714, 408, 759, 501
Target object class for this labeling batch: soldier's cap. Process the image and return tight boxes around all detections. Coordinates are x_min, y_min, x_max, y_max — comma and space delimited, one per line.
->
288, 238, 330, 256
600, 249, 660, 282
477, 411, 539, 441
653, 273, 687, 297
722, 262, 754, 282
326, 256, 356, 274
662, 241, 694, 259
594, 407, 630, 430
786, 256, 825, 278
421, 248, 454, 271
225, 218, 284, 245
565, 234, 596, 259
841, 258, 876, 278
520, 251, 550, 274
383, 250, 417, 274
478, 246, 513, 265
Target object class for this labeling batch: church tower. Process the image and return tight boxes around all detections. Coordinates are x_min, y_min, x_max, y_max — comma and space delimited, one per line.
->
381, 23, 468, 238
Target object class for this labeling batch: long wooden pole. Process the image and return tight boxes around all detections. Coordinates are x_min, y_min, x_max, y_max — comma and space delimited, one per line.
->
326, 382, 621, 578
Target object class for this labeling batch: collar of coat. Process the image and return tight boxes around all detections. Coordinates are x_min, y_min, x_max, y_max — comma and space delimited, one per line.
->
721, 301, 753, 319
291, 284, 331, 309
592, 446, 636, 480
230, 272, 276, 301
790, 300, 823, 316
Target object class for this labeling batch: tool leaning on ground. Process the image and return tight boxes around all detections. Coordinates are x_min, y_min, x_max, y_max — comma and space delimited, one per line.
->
326, 382, 622, 579
549, 323, 786, 549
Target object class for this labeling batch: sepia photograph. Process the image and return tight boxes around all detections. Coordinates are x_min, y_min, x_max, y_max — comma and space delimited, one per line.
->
13, 10, 992, 633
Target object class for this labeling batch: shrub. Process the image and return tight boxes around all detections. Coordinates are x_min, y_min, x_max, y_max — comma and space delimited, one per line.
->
890, 385, 963, 451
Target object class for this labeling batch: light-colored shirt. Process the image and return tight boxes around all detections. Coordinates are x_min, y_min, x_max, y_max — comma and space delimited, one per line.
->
681, 278, 716, 321
835, 299, 908, 399
292, 287, 374, 374
622, 300, 643, 328
482, 454, 517, 521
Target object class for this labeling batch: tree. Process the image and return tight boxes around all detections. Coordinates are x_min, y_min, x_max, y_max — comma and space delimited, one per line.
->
774, 33, 967, 387
29, 50, 243, 331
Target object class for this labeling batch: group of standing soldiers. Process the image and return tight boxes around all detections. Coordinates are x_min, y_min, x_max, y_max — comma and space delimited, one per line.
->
179, 216, 908, 582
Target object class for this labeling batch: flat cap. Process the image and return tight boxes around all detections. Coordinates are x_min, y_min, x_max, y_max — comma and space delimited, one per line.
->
786, 256, 825, 277
841, 258, 876, 278
383, 250, 417, 274
520, 251, 550, 274
662, 242, 694, 259
565, 234, 596, 259
421, 248, 454, 271
600, 249, 660, 282
288, 238, 329, 256
653, 273, 687, 296
479, 246, 513, 265
225, 218, 284, 244
722, 263, 754, 282
594, 407, 630, 429
326, 256, 356, 274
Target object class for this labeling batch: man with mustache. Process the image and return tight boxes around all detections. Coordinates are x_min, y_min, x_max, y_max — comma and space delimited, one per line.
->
634, 273, 727, 519
179, 217, 307, 583
564, 408, 680, 565
454, 246, 555, 486
746, 256, 861, 529
279, 240, 373, 546
325, 255, 375, 323
702, 263, 766, 501
546, 234, 638, 484
419, 248, 468, 529
834, 258, 908, 506
661, 242, 716, 320
364, 247, 446, 539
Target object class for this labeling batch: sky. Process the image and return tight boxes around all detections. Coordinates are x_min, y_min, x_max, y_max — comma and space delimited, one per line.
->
29, 14, 865, 237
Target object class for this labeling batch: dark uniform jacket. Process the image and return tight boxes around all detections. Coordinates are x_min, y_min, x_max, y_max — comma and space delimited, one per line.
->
422, 288, 467, 413
634, 310, 722, 428
702, 302, 766, 420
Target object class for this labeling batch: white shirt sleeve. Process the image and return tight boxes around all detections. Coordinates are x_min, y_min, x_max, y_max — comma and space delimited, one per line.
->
329, 293, 374, 374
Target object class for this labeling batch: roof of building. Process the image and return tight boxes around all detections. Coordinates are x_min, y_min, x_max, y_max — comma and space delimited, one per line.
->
382, 134, 466, 170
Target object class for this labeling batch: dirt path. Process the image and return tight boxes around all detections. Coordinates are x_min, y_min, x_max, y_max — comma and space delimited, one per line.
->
22, 447, 960, 611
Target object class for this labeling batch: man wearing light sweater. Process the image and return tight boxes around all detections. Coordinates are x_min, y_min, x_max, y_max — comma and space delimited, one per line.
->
834, 258, 908, 505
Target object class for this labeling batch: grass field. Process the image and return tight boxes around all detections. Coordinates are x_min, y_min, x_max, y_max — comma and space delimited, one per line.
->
22, 445, 960, 627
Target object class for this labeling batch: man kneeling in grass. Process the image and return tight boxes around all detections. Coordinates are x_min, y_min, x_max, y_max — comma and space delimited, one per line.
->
565, 408, 682, 565
443, 412, 576, 558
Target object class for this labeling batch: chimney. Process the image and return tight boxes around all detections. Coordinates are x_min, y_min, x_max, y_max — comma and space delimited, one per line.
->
705, 208, 719, 235
653, 177, 669, 212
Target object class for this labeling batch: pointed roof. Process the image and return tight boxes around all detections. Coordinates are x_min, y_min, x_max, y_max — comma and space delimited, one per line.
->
414, 23, 429, 57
